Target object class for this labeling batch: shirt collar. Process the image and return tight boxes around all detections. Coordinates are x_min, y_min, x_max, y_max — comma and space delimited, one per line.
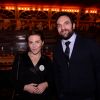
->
62, 33, 77, 45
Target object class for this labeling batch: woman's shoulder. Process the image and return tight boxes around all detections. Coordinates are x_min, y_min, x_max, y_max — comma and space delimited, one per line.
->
42, 54, 52, 63
15, 52, 28, 60
42, 54, 51, 59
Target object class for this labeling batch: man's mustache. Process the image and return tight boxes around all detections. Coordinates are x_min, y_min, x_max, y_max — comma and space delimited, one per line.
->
61, 29, 69, 33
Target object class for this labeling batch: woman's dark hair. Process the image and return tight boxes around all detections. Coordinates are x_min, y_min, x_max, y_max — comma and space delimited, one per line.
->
26, 30, 44, 42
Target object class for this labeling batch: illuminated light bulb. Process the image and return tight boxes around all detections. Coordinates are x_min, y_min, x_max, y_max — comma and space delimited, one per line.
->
67, 9, 69, 12
90, 10, 92, 13
18, 7, 21, 10
12, 7, 14, 10
51, 9, 54, 11
38, 8, 41, 11
71, 10, 74, 12
95, 11, 97, 13
43, 8, 45, 11
56, 9, 59, 12
85, 10, 88, 13
77, 10, 79, 12
9, 7, 11, 10
43, 8, 49, 11
47, 8, 49, 11
27, 8, 30, 10
65, 9, 67, 12
32, 8, 35, 11
74, 10, 76, 12
5, 7, 9, 10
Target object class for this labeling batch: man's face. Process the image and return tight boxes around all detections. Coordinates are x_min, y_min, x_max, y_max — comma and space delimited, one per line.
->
57, 15, 75, 39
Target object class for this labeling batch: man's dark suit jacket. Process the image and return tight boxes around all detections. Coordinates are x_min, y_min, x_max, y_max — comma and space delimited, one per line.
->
53, 34, 100, 100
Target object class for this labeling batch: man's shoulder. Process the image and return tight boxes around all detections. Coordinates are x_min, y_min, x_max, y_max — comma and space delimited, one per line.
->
77, 34, 100, 48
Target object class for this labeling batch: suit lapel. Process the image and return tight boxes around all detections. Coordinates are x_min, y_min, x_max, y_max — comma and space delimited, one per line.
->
56, 41, 69, 70
55, 35, 84, 69
69, 35, 83, 64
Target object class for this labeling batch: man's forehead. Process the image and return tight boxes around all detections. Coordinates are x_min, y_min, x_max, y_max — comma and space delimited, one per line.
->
57, 16, 70, 23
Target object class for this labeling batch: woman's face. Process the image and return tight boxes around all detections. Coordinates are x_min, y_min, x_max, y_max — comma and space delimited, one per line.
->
28, 35, 44, 55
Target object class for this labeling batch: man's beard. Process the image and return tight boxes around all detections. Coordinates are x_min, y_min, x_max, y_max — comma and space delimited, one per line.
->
60, 31, 74, 40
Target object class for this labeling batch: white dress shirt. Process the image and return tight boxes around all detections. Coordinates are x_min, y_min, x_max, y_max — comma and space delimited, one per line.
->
61, 33, 77, 58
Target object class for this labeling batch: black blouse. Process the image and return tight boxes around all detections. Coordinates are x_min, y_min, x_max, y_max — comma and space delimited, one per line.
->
12, 52, 53, 100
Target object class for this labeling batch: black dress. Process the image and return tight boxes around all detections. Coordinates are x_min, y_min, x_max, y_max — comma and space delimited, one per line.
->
12, 52, 53, 100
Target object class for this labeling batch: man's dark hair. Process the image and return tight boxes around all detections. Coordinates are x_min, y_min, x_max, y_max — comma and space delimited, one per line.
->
56, 12, 75, 24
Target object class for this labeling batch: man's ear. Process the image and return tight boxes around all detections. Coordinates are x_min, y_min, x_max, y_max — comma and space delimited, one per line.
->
73, 23, 75, 29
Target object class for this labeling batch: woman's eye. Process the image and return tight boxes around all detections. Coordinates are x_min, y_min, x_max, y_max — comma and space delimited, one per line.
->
29, 41, 33, 44
36, 41, 40, 44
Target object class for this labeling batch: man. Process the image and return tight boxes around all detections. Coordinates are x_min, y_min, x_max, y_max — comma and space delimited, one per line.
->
52, 13, 100, 100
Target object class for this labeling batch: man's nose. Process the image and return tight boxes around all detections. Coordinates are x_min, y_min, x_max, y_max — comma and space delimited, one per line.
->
61, 25, 65, 30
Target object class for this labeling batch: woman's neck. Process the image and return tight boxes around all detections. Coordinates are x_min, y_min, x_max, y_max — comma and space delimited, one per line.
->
28, 51, 41, 58
28, 52, 41, 66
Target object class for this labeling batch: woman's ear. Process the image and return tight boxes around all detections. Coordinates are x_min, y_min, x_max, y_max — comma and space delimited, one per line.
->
42, 41, 44, 46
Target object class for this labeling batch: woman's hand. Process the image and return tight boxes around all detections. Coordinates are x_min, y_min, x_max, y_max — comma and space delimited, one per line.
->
36, 82, 48, 94
24, 82, 48, 94
24, 83, 38, 94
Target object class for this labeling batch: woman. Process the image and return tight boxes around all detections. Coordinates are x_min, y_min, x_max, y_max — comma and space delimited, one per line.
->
12, 30, 53, 100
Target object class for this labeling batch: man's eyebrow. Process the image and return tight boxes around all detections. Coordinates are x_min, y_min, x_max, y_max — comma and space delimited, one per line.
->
57, 23, 60, 25
64, 20, 70, 23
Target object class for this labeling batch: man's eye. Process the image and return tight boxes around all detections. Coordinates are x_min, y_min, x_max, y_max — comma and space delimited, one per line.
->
36, 41, 40, 43
57, 25, 61, 28
65, 21, 70, 24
